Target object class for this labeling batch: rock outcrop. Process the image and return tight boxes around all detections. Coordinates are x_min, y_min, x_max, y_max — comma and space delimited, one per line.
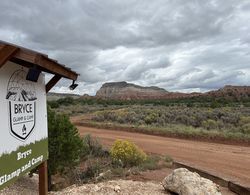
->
162, 168, 221, 195
96, 81, 201, 100
205, 85, 250, 100
95, 81, 250, 101
96, 81, 169, 100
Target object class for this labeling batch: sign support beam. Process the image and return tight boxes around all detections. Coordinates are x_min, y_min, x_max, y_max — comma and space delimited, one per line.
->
46, 75, 62, 93
0, 45, 19, 68
39, 161, 48, 195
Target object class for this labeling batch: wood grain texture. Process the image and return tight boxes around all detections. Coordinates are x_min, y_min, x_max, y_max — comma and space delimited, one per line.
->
0, 45, 19, 68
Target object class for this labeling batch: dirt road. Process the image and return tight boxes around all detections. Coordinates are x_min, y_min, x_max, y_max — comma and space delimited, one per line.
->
77, 126, 250, 187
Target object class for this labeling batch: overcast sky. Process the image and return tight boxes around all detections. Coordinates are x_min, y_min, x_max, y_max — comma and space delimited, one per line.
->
1, 0, 250, 95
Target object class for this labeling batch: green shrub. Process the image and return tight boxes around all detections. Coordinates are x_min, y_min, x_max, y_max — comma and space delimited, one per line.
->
47, 107, 83, 190
164, 155, 173, 163
139, 156, 160, 171
80, 160, 101, 183
57, 97, 75, 106
240, 116, 250, 125
241, 124, 250, 134
82, 134, 107, 157
111, 167, 125, 177
201, 119, 218, 130
48, 100, 59, 109
110, 140, 147, 167
144, 112, 158, 125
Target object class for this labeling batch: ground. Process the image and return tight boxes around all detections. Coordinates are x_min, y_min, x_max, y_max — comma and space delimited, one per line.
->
1, 119, 248, 194
0, 171, 235, 195
49, 180, 169, 195
76, 125, 250, 187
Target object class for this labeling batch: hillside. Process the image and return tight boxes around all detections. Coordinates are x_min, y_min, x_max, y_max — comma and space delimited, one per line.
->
205, 85, 250, 100
96, 81, 201, 100
95, 82, 250, 100
47, 83, 250, 102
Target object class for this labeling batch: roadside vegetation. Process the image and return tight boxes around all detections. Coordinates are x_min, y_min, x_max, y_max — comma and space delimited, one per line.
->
48, 96, 250, 143
46, 107, 171, 191
91, 106, 250, 142
48, 95, 250, 108
74, 135, 172, 186
45, 96, 250, 190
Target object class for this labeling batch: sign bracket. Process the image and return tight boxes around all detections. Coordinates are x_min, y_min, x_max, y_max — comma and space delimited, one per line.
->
46, 75, 62, 93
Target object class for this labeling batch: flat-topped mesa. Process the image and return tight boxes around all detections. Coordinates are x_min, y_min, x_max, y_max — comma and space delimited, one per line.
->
46, 83, 250, 101
95, 81, 198, 100
95, 82, 250, 100
96, 81, 169, 100
221, 85, 250, 92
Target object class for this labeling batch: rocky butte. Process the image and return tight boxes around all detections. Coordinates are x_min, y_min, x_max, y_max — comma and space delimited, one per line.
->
95, 81, 201, 100
95, 82, 250, 100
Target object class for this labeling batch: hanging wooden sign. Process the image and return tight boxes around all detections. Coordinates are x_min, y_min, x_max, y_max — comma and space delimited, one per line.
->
0, 61, 48, 190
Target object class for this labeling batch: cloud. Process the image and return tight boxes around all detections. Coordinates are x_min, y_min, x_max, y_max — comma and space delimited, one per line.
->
0, 0, 250, 95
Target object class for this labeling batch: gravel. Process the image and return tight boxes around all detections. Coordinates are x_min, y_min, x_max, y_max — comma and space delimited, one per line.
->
49, 180, 168, 195
0, 174, 39, 195
0, 175, 168, 195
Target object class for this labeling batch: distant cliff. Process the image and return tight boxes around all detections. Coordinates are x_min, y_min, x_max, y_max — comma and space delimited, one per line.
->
96, 82, 250, 100
96, 81, 200, 100
47, 83, 250, 101
205, 85, 250, 100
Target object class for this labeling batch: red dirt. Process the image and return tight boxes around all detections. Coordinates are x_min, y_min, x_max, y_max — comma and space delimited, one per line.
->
76, 125, 250, 187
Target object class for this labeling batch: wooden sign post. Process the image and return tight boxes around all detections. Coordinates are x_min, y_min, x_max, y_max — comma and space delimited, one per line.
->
39, 162, 48, 195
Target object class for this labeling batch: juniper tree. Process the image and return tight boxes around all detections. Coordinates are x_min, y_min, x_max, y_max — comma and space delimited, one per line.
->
47, 107, 82, 190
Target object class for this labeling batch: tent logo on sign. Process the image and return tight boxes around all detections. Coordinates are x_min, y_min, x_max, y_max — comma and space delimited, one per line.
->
6, 69, 37, 141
